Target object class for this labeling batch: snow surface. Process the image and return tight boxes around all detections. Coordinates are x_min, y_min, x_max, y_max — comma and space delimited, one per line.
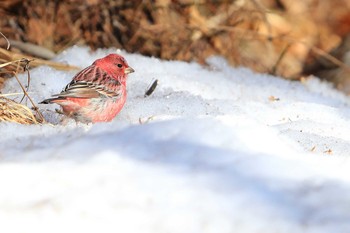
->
2, 46, 350, 233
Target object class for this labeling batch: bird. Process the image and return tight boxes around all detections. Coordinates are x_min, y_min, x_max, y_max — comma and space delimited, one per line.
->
40, 54, 134, 123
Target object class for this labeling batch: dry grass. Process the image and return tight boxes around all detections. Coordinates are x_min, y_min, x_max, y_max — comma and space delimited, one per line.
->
0, 21, 79, 125
0, 96, 40, 124
1, 0, 350, 91
0, 34, 63, 125
0, 57, 46, 124
3, 2, 348, 76
0, 47, 79, 89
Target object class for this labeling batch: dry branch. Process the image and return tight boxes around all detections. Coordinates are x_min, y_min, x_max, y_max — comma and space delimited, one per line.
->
0, 54, 47, 124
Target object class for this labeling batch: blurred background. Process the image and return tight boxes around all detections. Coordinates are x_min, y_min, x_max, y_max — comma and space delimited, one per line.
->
1, 0, 350, 93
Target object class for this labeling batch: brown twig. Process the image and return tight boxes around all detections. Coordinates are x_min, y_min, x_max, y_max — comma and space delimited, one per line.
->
9, 39, 56, 59
0, 92, 33, 97
270, 43, 292, 75
14, 58, 33, 103
0, 47, 79, 71
0, 31, 10, 50
12, 70, 45, 123
309, 46, 350, 72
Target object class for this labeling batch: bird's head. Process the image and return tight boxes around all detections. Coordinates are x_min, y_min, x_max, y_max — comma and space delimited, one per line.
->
94, 54, 135, 81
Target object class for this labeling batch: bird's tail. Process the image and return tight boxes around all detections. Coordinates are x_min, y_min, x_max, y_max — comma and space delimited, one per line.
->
39, 98, 57, 104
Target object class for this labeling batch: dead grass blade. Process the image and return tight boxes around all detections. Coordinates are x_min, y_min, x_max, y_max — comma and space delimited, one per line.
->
0, 31, 10, 50
0, 47, 79, 71
0, 57, 45, 124
11, 60, 45, 123
0, 97, 39, 124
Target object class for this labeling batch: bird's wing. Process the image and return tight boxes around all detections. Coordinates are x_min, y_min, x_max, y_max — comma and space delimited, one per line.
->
53, 65, 122, 99
53, 80, 122, 98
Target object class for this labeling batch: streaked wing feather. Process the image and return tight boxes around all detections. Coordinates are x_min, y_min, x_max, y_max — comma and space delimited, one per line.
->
52, 83, 100, 98
54, 65, 122, 99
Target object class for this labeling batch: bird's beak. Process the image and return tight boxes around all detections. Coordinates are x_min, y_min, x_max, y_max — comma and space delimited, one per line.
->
125, 67, 135, 74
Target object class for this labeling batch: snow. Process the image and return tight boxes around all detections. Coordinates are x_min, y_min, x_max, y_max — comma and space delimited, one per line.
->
2, 46, 350, 233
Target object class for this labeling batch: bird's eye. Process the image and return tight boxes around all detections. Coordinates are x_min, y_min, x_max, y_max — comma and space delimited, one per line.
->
117, 64, 123, 68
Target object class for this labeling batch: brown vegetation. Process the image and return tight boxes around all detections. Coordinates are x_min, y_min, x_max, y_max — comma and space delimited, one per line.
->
1, 0, 350, 124
1, 0, 350, 79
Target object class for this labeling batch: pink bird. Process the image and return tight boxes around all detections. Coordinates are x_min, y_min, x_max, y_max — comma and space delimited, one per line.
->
40, 54, 134, 123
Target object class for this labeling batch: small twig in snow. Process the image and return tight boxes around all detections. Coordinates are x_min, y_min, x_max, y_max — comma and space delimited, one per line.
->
144, 79, 158, 97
